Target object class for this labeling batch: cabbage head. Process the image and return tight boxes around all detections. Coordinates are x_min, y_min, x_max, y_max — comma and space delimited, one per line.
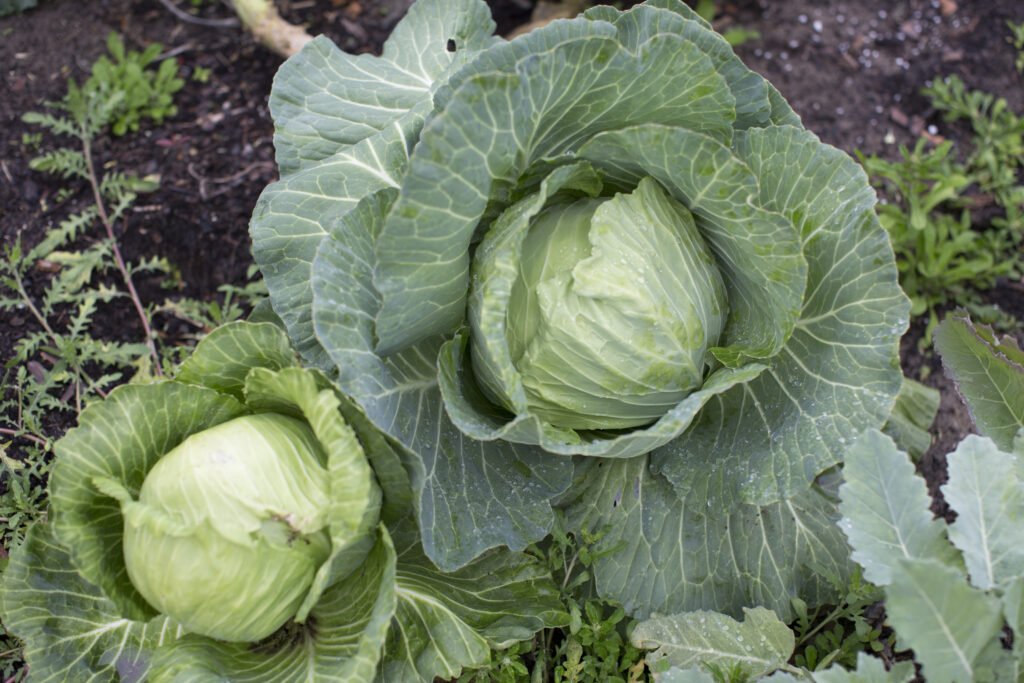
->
250, 0, 909, 620
1, 322, 565, 681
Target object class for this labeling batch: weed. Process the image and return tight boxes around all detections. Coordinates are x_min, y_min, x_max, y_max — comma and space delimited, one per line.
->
464, 513, 649, 682
85, 33, 185, 136
789, 568, 892, 672
860, 74, 1024, 346
1009, 21, 1024, 74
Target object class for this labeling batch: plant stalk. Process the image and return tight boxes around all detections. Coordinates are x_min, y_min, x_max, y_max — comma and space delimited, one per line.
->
229, 0, 312, 57
79, 127, 163, 377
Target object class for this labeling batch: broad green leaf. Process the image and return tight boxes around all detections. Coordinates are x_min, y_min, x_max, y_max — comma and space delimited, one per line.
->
175, 321, 297, 398
566, 456, 851, 621
2, 524, 183, 682
269, 0, 498, 174
148, 526, 397, 683
373, 14, 739, 353
254, 0, 501, 367
838, 429, 957, 586
251, 105, 426, 368
885, 558, 1003, 683
312, 190, 573, 570
942, 435, 1024, 590
881, 377, 940, 460
582, 2, 772, 129
632, 607, 794, 677
379, 525, 567, 681
50, 383, 246, 621
657, 125, 908, 507
935, 313, 1024, 451
813, 653, 914, 683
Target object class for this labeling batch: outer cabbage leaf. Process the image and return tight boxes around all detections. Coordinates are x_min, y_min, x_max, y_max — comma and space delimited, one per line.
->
252, 0, 500, 368
312, 189, 574, 569
565, 456, 851, 621
886, 559, 1003, 683
378, 523, 568, 681
2, 524, 183, 682
654, 125, 908, 507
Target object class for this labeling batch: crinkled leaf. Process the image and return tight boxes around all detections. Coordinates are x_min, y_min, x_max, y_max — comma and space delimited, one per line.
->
175, 321, 298, 399
312, 190, 573, 570
379, 524, 567, 681
632, 607, 794, 678
656, 125, 908, 507
839, 429, 958, 586
251, 105, 426, 368
50, 383, 246, 621
566, 456, 850, 621
270, 0, 497, 174
935, 312, 1024, 451
2, 524, 183, 683
942, 434, 1024, 590
885, 558, 1003, 683
148, 526, 397, 683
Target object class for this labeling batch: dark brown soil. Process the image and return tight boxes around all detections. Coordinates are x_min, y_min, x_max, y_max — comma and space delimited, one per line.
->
2, 0, 1022, 522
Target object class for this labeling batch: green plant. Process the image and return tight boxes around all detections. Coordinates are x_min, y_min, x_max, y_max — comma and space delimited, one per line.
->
839, 429, 1022, 683
84, 33, 184, 136
860, 139, 1022, 344
934, 311, 1024, 451
252, 0, 906, 628
690, 0, 759, 46
923, 74, 1024, 220
2, 322, 567, 680
1008, 21, 1024, 74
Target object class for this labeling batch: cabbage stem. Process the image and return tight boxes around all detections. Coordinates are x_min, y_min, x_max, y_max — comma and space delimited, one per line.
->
230, 0, 312, 58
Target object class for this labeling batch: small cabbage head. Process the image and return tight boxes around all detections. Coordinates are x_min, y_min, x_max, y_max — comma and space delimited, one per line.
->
101, 413, 332, 643
475, 177, 728, 430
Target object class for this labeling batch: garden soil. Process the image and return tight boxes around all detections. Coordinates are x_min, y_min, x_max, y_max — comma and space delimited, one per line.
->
2, 0, 1023, 521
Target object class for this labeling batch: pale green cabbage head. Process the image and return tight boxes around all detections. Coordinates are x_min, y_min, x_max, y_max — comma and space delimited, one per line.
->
475, 177, 728, 429
116, 414, 332, 642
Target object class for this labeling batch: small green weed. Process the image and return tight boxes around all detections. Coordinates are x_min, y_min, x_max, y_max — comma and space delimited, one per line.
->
463, 514, 648, 682
1008, 21, 1024, 73
789, 568, 891, 672
860, 139, 1021, 344
692, 0, 759, 46
860, 73, 1024, 346
84, 33, 185, 136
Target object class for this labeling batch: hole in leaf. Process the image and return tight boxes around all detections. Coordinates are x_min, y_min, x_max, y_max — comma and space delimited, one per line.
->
446, 38, 457, 52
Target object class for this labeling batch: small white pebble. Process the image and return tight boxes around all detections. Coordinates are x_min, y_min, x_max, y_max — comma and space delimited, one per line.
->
788, 39, 800, 49
798, 14, 808, 23
878, 9, 888, 19
812, 19, 823, 32
884, 130, 896, 144
927, 124, 938, 134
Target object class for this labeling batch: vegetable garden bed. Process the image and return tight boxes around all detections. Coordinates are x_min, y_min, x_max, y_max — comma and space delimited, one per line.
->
1, 0, 1022, 680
